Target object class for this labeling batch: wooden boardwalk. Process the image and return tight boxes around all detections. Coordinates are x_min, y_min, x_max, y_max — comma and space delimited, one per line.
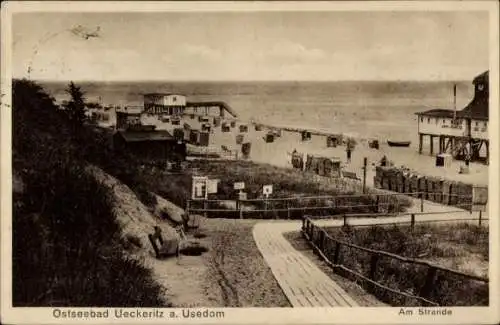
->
253, 197, 485, 308
253, 222, 359, 307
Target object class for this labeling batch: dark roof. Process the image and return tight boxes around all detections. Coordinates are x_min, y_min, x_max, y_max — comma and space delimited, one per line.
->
457, 97, 488, 120
143, 93, 185, 97
116, 130, 174, 142
416, 70, 489, 121
415, 109, 456, 118
186, 101, 238, 118
473, 71, 489, 85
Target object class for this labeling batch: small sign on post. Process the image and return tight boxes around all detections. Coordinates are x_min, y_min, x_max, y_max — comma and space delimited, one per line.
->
207, 179, 219, 194
191, 176, 208, 200
263, 184, 273, 217
263, 185, 273, 197
234, 182, 245, 190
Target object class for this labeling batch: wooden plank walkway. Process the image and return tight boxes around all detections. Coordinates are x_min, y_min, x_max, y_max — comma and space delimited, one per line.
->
253, 198, 484, 308
253, 222, 359, 307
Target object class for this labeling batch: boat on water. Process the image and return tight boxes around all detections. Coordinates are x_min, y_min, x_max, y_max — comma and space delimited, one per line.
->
387, 140, 411, 147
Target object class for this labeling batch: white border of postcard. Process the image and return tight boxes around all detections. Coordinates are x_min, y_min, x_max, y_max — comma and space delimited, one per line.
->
1, 1, 499, 324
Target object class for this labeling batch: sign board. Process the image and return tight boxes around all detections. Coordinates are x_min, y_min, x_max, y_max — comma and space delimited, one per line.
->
234, 182, 245, 190
472, 186, 488, 211
238, 191, 247, 201
263, 185, 273, 196
207, 179, 219, 194
191, 176, 208, 200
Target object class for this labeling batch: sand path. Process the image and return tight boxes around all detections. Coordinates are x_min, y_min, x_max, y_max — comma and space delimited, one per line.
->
252, 198, 485, 307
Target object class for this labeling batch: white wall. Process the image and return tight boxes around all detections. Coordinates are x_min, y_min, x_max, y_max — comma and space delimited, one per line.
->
470, 119, 488, 140
417, 115, 466, 137
162, 95, 186, 106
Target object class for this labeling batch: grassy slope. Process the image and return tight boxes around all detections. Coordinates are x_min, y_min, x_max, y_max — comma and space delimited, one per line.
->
12, 79, 168, 307
324, 223, 489, 306
139, 159, 413, 219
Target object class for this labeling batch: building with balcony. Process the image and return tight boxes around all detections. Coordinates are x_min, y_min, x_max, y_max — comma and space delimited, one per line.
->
143, 93, 187, 115
415, 71, 489, 164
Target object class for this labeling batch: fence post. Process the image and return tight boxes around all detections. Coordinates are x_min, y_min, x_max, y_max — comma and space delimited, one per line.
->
343, 214, 347, 226
369, 254, 379, 281
239, 203, 243, 219
333, 242, 342, 265
203, 200, 208, 218
478, 210, 482, 226
186, 200, 190, 218
410, 213, 415, 231
420, 194, 424, 212
287, 200, 291, 220
362, 157, 367, 194
419, 267, 437, 298
375, 195, 380, 213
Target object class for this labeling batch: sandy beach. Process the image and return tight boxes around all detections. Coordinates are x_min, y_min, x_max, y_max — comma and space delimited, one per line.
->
135, 115, 488, 188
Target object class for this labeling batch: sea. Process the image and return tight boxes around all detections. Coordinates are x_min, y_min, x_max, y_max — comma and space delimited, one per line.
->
40, 80, 474, 148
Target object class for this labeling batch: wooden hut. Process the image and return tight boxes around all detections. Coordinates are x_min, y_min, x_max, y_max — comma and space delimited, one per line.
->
409, 174, 419, 197
291, 152, 304, 170
171, 115, 181, 125
368, 139, 379, 149
241, 142, 252, 158
189, 130, 200, 145
442, 180, 452, 205
265, 132, 275, 143
201, 123, 211, 132
221, 122, 231, 132
326, 134, 343, 148
434, 178, 444, 203
239, 124, 248, 133
199, 131, 210, 147
173, 128, 184, 142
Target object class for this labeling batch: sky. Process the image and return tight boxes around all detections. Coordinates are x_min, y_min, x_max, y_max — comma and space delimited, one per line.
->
11, 11, 490, 81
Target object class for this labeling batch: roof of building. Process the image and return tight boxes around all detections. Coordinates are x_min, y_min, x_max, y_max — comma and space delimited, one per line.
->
115, 130, 175, 142
415, 109, 456, 118
416, 70, 489, 121
143, 93, 185, 97
457, 97, 488, 120
186, 101, 239, 118
473, 70, 489, 85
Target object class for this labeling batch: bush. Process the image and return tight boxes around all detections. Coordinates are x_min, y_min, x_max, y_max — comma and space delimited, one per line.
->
12, 79, 169, 307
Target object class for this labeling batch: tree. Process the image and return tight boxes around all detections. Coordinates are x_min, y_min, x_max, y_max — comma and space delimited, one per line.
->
64, 81, 87, 128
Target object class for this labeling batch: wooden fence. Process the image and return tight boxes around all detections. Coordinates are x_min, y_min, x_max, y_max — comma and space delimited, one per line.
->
186, 191, 478, 220
302, 216, 489, 306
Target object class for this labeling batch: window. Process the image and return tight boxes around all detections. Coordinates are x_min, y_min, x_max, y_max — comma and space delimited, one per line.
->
484, 122, 487, 127
427, 118, 431, 123
420, 117, 423, 122
475, 121, 479, 126
442, 119, 446, 123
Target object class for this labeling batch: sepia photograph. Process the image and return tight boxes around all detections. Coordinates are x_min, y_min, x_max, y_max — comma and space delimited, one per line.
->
1, 1, 499, 324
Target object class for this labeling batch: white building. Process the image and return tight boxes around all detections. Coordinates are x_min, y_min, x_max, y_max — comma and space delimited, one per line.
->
415, 71, 489, 163
143, 93, 187, 115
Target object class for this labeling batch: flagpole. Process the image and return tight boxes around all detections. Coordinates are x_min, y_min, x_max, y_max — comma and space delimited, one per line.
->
453, 83, 457, 123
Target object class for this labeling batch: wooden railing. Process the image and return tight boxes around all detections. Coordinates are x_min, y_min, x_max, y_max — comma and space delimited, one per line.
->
186, 191, 478, 220
302, 216, 489, 306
